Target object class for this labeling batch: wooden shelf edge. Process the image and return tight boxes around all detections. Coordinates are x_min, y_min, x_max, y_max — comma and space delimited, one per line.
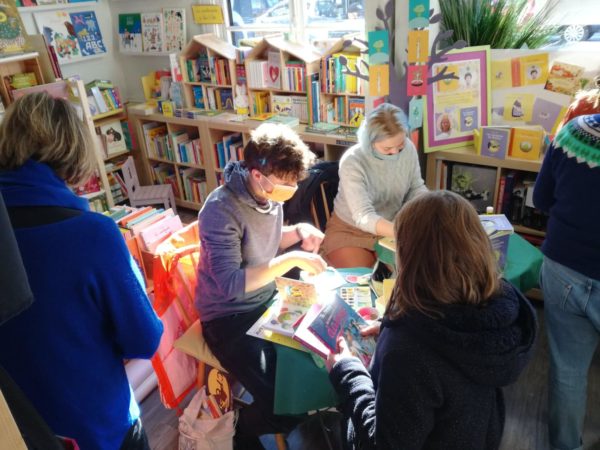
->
93, 108, 125, 121
513, 225, 546, 237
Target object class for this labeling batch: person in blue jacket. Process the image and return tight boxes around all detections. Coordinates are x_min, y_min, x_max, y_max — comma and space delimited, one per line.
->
533, 113, 600, 450
327, 190, 537, 450
0, 92, 163, 450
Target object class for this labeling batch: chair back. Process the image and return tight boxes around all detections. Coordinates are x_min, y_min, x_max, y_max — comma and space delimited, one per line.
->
121, 156, 140, 196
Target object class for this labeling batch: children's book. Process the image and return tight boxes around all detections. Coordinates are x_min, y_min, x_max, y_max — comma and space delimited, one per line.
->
307, 295, 376, 367
34, 10, 83, 65
0, 0, 28, 55
265, 114, 300, 127
163, 8, 185, 53
292, 303, 329, 357
70, 11, 105, 57
118, 13, 142, 53
544, 61, 585, 96
509, 126, 544, 161
266, 50, 281, 89
97, 119, 127, 155
141, 12, 163, 53
478, 126, 510, 159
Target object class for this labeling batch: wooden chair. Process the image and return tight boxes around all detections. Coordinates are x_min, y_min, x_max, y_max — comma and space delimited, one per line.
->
121, 156, 177, 214
310, 180, 334, 231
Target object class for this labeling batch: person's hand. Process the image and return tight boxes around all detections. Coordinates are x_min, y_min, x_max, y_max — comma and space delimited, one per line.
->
360, 321, 381, 338
296, 223, 324, 253
326, 336, 354, 372
285, 250, 327, 275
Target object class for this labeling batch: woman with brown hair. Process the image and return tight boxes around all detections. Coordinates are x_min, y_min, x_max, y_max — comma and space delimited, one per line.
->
326, 190, 537, 450
321, 102, 427, 268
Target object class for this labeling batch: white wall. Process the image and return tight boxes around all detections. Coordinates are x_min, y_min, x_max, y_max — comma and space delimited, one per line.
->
19, 0, 226, 102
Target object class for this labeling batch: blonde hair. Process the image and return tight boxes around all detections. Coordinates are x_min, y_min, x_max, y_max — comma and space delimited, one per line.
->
0, 92, 96, 185
361, 103, 407, 145
385, 190, 501, 319
575, 75, 600, 109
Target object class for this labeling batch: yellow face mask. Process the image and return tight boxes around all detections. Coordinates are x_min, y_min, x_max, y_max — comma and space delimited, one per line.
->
259, 174, 298, 203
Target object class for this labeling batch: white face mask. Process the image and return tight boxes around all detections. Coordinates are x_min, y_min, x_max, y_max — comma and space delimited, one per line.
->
258, 174, 298, 203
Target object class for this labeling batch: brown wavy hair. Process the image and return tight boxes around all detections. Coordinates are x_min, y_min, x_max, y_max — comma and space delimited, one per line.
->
244, 123, 315, 181
385, 190, 501, 319
0, 92, 95, 185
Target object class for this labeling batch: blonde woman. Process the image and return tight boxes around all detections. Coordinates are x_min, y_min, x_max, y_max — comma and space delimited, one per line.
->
327, 191, 537, 450
322, 103, 427, 268
557, 74, 600, 131
0, 93, 163, 450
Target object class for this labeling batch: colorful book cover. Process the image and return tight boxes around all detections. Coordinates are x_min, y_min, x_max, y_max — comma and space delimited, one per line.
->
35, 10, 83, 64
0, 0, 28, 55
266, 50, 281, 89
98, 119, 127, 155
479, 127, 510, 159
141, 12, 163, 53
509, 127, 544, 161
118, 13, 142, 52
163, 8, 185, 52
69, 11, 105, 57
307, 295, 376, 367
347, 97, 365, 127
544, 61, 585, 96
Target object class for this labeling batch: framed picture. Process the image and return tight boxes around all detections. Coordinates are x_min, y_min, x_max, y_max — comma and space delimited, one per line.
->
424, 46, 491, 153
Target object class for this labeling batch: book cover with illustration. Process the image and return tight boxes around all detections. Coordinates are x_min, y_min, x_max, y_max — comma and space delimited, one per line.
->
266, 50, 281, 89
447, 163, 496, 214
544, 61, 585, 96
307, 295, 376, 367
118, 13, 142, 53
509, 126, 544, 161
35, 10, 83, 64
163, 8, 185, 52
141, 12, 163, 53
0, 0, 28, 55
97, 119, 127, 156
70, 11, 105, 57
479, 126, 510, 159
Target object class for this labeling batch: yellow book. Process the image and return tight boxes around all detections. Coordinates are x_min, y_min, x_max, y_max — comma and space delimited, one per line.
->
510, 126, 544, 160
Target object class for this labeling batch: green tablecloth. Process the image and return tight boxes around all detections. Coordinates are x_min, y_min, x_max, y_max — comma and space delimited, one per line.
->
375, 233, 542, 292
273, 236, 543, 415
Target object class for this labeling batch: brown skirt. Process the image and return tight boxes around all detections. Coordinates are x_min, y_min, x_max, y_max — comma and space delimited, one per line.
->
320, 212, 378, 257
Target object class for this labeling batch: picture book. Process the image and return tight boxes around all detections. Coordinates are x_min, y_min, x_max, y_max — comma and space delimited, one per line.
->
307, 295, 376, 367
447, 163, 496, 214
163, 8, 185, 53
118, 13, 142, 52
544, 61, 585, 96
265, 114, 300, 127
70, 11, 105, 57
347, 97, 365, 127
245, 304, 309, 352
97, 119, 127, 155
509, 126, 544, 161
292, 303, 329, 357
478, 126, 510, 159
0, 0, 28, 55
304, 122, 340, 134
35, 10, 83, 64
141, 12, 163, 53
266, 50, 281, 89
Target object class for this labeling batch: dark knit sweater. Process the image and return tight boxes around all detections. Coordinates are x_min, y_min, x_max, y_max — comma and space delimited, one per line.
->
533, 114, 600, 280
329, 280, 537, 450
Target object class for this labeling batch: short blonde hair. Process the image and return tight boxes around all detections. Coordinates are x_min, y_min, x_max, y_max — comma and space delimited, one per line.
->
363, 103, 407, 145
0, 92, 96, 185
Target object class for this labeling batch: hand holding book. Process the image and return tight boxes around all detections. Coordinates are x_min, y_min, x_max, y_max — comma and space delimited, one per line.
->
326, 335, 355, 372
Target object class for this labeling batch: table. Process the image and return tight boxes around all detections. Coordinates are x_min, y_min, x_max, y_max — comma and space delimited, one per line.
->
375, 233, 543, 293
273, 236, 543, 415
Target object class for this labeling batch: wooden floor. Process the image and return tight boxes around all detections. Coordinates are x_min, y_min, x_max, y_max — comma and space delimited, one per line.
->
141, 302, 600, 450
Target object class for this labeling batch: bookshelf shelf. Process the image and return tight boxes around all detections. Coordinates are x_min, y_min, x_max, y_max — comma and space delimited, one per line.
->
93, 108, 125, 122
104, 149, 131, 161
426, 145, 546, 237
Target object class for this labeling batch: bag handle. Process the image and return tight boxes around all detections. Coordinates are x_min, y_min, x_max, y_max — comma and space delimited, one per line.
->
184, 387, 206, 421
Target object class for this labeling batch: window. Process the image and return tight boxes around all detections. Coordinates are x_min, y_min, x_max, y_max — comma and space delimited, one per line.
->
535, 0, 600, 49
227, 0, 365, 46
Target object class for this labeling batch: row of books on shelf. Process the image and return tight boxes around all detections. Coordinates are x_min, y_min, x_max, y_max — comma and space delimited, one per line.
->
150, 163, 180, 198
141, 122, 203, 165
497, 170, 548, 232
193, 86, 234, 111
3, 72, 42, 104
321, 53, 365, 95
85, 79, 123, 116
184, 55, 231, 85
272, 94, 308, 123
475, 125, 548, 161
179, 168, 208, 204
246, 272, 377, 368
214, 132, 243, 169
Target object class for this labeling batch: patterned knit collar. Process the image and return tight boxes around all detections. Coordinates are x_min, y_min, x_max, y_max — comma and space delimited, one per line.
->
554, 114, 600, 168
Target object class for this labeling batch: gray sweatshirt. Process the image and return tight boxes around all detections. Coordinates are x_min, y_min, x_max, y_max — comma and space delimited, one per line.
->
334, 126, 428, 234
195, 162, 282, 322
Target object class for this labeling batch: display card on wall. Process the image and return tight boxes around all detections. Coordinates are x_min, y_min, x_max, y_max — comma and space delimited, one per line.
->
118, 13, 142, 53
70, 11, 105, 57
163, 8, 185, 53
141, 12, 163, 53
35, 11, 84, 64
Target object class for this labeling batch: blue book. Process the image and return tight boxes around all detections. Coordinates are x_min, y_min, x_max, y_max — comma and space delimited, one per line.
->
307, 295, 376, 367
70, 11, 106, 57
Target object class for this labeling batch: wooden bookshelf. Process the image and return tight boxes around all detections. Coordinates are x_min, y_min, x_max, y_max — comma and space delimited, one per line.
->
180, 34, 237, 114
319, 36, 367, 127
0, 52, 46, 107
245, 36, 321, 123
426, 145, 546, 236
128, 106, 358, 210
